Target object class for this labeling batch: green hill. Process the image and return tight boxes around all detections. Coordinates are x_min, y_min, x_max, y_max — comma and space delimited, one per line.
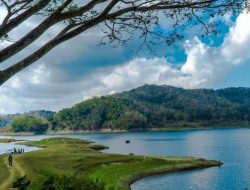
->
4, 85, 250, 133
48, 85, 250, 132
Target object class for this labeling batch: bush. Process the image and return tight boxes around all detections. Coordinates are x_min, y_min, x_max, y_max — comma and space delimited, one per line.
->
41, 175, 106, 190
13, 176, 31, 190
11, 116, 49, 132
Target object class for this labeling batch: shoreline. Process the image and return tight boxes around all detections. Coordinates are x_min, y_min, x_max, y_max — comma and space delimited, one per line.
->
126, 160, 223, 190
1, 120, 250, 136
0, 125, 247, 136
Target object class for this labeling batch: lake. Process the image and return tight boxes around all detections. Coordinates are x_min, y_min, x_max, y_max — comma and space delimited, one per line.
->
1, 128, 250, 190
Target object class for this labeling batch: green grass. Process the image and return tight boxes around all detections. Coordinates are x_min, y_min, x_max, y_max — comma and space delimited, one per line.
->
0, 156, 10, 185
0, 138, 222, 190
90, 157, 221, 190
0, 154, 24, 189
90, 158, 170, 190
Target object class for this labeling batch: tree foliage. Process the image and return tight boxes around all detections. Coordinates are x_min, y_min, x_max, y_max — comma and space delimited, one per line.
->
0, 110, 54, 128
7, 85, 250, 132
48, 85, 250, 132
0, 0, 249, 85
11, 116, 49, 132
50, 96, 140, 130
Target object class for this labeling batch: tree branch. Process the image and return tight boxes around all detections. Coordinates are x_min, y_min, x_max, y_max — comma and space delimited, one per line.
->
0, 0, 74, 64
0, 0, 246, 85
0, 0, 52, 39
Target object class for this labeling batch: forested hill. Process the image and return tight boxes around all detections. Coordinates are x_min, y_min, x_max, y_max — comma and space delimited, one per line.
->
48, 85, 250, 131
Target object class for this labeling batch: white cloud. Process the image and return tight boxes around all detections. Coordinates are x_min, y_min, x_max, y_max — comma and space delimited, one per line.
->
94, 12, 250, 92
1, 12, 250, 114
222, 13, 250, 63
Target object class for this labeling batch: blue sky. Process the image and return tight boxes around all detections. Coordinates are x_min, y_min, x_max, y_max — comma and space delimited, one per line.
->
216, 63, 250, 88
1, 11, 250, 114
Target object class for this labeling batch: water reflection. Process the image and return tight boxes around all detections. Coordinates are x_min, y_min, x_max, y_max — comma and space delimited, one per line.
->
144, 138, 184, 141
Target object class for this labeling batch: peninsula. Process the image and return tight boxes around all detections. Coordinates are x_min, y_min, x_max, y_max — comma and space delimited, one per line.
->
0, 137, 222, 190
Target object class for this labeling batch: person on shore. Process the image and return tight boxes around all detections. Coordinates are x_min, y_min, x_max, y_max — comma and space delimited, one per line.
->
8, 154, 13, 167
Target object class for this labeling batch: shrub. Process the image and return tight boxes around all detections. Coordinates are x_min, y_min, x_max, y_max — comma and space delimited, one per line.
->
41, 175, 106, 190
12, 176, 31, 190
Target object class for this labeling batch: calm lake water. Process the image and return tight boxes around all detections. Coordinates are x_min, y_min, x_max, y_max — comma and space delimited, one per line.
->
1, 128, 250, 190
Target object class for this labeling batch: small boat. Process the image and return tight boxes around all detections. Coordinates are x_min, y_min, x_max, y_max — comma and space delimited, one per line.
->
125, 140, 130, 144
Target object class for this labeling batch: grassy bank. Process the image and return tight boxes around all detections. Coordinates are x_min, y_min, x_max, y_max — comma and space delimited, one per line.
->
0, 138, 222, 190
90, 157, 221, 190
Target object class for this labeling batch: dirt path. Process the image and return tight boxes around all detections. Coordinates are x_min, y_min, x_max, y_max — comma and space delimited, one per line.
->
0, 155, 24, 189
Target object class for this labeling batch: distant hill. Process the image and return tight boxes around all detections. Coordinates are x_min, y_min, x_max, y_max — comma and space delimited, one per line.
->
48, 85, 250, 132
0, 110, 54, 128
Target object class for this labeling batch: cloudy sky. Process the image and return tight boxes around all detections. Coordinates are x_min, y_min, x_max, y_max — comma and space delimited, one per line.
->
1, 8, 250, 114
